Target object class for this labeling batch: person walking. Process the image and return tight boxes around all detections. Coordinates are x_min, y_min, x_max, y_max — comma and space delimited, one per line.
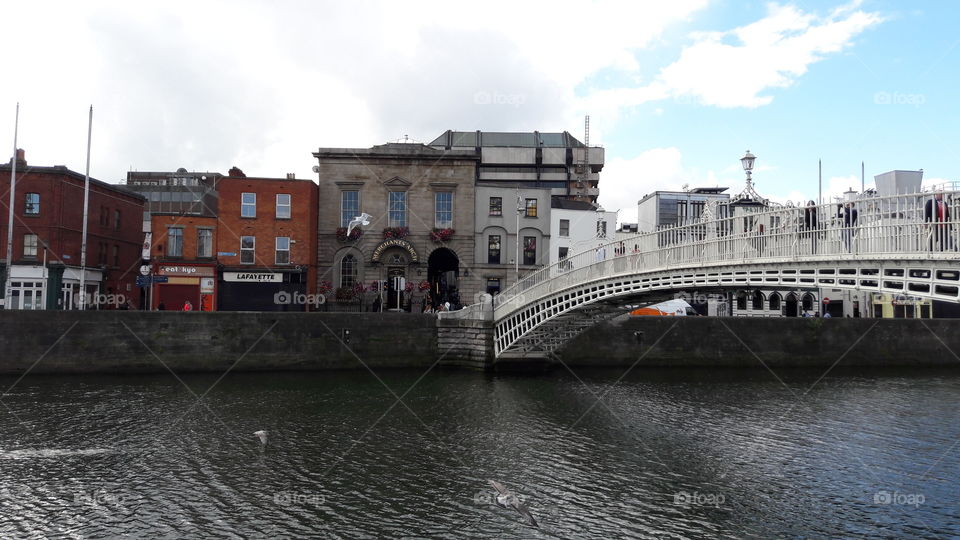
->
182, 300, 193, 311
803, 200, 818, 254
924, 191, 951, 251
839, 202, 858, 253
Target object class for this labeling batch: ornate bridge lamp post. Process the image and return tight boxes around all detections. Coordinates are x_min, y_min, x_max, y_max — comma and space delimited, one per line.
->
741, 150, 755, 187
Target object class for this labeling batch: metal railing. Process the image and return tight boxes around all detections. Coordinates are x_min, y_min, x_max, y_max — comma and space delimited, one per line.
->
492, 189, 960, 320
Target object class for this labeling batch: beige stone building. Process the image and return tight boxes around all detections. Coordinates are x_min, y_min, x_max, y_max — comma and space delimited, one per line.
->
313, 143, 479, 310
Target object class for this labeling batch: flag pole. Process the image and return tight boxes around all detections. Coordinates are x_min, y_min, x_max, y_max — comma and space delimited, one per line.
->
4, 103, 18, 309
79, 106, 92, 309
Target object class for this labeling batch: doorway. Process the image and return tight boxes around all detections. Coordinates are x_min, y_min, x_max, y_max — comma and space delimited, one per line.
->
428, 248, 460, 307
386, 266, 406, 311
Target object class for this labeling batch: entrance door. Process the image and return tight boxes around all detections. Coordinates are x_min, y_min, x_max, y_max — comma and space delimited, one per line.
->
785, 294, 798, 317
387, 267, 405, 311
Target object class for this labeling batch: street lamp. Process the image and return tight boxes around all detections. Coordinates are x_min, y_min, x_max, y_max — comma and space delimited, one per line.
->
515, 190, 523, 284
740, 150, 756, 186
596, 205, 607, 239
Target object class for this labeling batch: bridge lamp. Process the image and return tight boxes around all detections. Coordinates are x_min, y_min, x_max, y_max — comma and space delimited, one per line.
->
740, 150, 756, 182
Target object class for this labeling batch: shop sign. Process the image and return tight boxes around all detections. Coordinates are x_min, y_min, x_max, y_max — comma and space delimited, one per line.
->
158, 265, 215, 277
223, 271, 282, 282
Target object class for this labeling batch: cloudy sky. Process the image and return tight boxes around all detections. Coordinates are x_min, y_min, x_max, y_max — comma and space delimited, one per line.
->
2, 1, 957, 225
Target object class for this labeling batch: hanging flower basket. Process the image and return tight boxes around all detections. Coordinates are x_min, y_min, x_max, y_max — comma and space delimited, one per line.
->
336, 227, 363, 242
418, 280, 431, 292
353, 282, 367, 296
318, 280, 333, 295
404, 282, 415, 293
369, 280, 380, 292
430, 228, 455, 243
382, 227, 410, 239
335, 286, 355, 301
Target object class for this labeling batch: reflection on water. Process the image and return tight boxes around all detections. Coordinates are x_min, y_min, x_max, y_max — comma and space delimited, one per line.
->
1, 367, 959, 538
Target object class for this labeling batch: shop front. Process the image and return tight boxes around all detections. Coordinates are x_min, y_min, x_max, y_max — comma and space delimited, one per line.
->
218, 268, 308, 311
153, 264, 216, 311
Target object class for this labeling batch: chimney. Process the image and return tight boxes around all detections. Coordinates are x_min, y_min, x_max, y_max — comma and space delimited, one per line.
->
228, 166, 246, 178
286, 173, 295, 179
11, 148, 25, 167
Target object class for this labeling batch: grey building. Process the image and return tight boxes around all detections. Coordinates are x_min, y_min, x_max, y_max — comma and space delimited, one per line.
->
636, 187, 730, 232
126, 168, 222, 217
429, 130, 605, 292
313, 143, 479, 310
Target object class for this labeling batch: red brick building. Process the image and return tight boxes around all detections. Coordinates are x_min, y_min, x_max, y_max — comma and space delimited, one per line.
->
148, 214, 218, 311
214, 168, 318, 311
0, 150, 146, 310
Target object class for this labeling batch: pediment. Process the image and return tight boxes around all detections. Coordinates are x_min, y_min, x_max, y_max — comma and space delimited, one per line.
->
384, 176, 412, 188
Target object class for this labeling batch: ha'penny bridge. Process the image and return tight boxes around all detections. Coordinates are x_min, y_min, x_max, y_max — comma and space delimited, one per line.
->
438, 189, 960, 365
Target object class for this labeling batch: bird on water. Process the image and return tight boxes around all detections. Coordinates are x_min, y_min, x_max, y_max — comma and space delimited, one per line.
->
487, 479, 538, 528
253, 430, 268, 446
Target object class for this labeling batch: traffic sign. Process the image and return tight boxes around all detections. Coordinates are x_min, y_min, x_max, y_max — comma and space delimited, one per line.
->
823, 297, 830, 304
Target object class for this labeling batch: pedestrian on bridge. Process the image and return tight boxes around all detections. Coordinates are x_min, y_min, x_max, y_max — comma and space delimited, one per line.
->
803, 201, 819, 254
839, 202, 858, 253
924, 192, 952, 251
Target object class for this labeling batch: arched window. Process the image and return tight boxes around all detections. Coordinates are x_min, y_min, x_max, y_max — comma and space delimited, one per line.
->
340, 254, 356, 288
752, 290, 765, 311
736, 292, 748, 311
769, 293, 782, 311
802, 293, 815, 311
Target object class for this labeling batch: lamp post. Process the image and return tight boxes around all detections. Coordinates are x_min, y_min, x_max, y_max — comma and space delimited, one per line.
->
741, 149, 756, 185
515, 190, 522, 285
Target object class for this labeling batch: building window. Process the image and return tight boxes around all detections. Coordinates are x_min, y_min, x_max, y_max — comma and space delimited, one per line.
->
488, 235, 501, 264
241, 192, 256, 218
435, 192, 453, 228
8, 280, 44, 310
100, 205, 110, 227
558, 246, 568, 260
23, 234, 38, 258
276, 194, 291, 219
388, 191, 406, 227
737, 292, 747, 311
752, 291, 764, 311
197, 229, 213, 258
524, 198, 537, 218
597, 220, 607, 238
341, 190, 360, 227
113, 245, 120, 267
340, 254, 356, 288
240, 236, 255, 264
559, 219, 570, 237
275, 237, 290, 264
486, 278, 501, 295
114, 210, 121, 231
24, 193, 40, 215
167, 228, 183, 257
523, 236, 536, 265
489, 197, 502, 216
98, 242, 107, 265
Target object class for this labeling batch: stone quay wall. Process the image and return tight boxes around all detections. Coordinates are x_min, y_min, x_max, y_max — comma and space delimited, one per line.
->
435, 318, 495, 370
2, 311, 960, 374
560, 316, 960, 368
0, 311, 436, 375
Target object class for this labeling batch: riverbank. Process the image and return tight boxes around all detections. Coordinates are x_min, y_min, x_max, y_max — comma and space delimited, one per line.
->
0, 311, 436, 374
1, 311, 959, 374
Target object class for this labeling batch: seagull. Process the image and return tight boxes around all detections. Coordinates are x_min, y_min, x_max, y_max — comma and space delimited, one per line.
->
487, 479, 538, 528
253, 430, 268, 446
346, 213, 372, 237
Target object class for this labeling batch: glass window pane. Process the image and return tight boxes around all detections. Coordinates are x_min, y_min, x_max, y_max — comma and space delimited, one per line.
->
341, 191, 360, 227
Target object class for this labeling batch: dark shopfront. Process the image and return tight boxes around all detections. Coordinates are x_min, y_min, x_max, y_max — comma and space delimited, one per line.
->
218, 268, 308, 311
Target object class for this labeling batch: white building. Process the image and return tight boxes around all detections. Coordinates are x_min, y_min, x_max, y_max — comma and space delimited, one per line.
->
549, 199, 617, 266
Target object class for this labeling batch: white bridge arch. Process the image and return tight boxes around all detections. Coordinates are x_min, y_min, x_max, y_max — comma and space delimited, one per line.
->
442, 189, 960, 358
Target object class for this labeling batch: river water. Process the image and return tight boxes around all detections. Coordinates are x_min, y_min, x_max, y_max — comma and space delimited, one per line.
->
1, 367, 958, 539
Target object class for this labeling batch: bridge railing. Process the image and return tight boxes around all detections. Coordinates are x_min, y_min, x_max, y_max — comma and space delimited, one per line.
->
492, 189, 960, 320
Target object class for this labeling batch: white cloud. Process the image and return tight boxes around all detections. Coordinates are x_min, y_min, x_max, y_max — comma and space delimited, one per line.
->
599, 147, 704, 226
585, 1, 883, 114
